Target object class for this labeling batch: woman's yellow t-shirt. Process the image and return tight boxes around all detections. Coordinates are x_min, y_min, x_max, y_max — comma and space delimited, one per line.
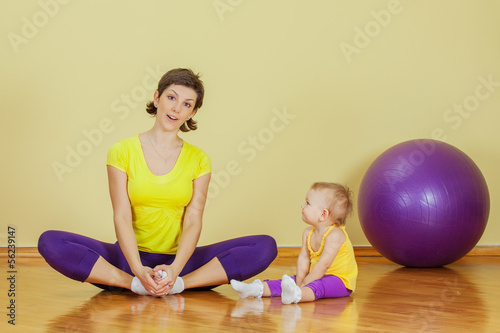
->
106, 135, 212, 254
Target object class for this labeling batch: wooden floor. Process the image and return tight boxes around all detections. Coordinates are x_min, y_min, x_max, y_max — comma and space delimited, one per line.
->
1, 254, 499, 332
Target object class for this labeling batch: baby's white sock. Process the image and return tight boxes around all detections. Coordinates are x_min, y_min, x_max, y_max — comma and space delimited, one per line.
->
281, 275, 302, 304
230, 279, 264, 298
131, 276, 152, 296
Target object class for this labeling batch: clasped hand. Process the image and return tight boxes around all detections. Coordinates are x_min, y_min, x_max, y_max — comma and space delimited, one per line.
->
136, 265, 177, 296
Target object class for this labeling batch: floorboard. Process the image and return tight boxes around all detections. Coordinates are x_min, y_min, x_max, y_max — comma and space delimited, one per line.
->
1, 255, 499, 332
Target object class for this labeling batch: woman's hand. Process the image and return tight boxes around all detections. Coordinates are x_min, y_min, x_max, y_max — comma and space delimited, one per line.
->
153, 265, 177, 294
134, 266, 169, 297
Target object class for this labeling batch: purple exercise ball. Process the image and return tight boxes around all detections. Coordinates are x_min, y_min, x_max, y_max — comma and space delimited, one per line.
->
358, 139, 490, 267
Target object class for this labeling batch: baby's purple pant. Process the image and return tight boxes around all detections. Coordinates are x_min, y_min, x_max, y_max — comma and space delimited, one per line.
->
265, 275, 351, 300
38, 230, 277, 291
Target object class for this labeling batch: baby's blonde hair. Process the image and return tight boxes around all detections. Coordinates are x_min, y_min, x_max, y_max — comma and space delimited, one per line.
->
310, 182, 353, 226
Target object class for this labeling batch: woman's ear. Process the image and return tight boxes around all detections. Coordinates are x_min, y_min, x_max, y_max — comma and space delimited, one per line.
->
189, 109, 198, 120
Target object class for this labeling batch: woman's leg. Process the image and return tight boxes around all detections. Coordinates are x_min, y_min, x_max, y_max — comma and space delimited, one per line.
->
178, 235, 277, 290
182, 257, 228, 289
85, 256, 134, 289
38, 231, 277, 292
38, 230, 134, 290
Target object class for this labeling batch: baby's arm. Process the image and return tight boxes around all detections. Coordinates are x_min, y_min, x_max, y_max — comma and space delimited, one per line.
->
295, 228, 311, 287
301, 227, 345, 286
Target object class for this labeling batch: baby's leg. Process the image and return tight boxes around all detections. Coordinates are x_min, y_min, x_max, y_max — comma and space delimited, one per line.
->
231, 279, 263, 298
298, 286, 316, 302
265, 275, 313, 301
268, 275, 309, 304
304, 275, 351, 301
282, 275, 351, 304
281, 275, 303, 304
230, 278, 276, 298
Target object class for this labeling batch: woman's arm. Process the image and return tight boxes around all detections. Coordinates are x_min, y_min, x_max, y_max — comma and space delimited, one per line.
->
156, 173, 211, 289
301, 227, 344, 286
295, 228, 311, 287
107, 165, 158, 292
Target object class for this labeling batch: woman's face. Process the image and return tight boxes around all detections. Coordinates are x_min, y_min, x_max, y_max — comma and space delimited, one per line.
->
154, 84, 198, 131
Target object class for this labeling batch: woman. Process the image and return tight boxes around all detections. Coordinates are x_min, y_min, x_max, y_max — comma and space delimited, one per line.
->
38, 68, 277, 296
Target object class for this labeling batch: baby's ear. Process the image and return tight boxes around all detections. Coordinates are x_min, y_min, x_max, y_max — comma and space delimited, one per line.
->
321, 208, 330, 221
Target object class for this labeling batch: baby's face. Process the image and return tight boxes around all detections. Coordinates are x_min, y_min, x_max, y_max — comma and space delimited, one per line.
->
301, 189, 330, 223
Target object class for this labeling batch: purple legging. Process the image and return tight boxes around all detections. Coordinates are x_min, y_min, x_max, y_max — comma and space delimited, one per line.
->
265, 275, 352, 300
38, 230, 277, 291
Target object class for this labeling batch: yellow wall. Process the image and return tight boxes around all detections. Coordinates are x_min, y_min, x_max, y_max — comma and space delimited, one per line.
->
1, 0, 498, 247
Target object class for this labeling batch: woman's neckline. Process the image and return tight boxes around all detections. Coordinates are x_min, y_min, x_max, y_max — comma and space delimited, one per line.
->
136, 134, 186, 177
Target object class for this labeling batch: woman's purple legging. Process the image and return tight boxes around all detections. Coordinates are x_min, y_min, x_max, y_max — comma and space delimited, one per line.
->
38, 230, 277, 291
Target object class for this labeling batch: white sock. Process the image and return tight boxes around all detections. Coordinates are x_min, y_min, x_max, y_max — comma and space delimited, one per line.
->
156, 270, 185, 294
169, 276, 185, 294
131, 271, 184, 296
132, 270, 167, 296
155, 270, 168, 280
281, 275, 302, 304
230, 279, 264, 299
131, 276, 152, 296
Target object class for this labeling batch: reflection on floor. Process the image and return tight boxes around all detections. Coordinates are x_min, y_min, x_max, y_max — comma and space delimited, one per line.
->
2, 255, 499, 332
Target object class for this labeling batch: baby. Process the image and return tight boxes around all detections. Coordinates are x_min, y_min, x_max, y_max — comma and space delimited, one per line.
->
231, 182, 358, 304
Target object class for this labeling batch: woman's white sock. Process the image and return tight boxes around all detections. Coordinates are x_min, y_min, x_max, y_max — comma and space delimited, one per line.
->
131, 276, 151, 296
230, 279, 264, 298
281, 275, 302, 304
157, 271, 185, 294
169, 276, 184, 294
130, 271, 184, 296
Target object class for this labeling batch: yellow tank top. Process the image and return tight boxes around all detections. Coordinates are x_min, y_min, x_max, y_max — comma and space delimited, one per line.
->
106, 135, 211, 254
307, 225, 358, 291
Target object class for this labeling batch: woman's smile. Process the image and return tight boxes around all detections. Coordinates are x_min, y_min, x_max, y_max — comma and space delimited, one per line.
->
167, 114, 179, 122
